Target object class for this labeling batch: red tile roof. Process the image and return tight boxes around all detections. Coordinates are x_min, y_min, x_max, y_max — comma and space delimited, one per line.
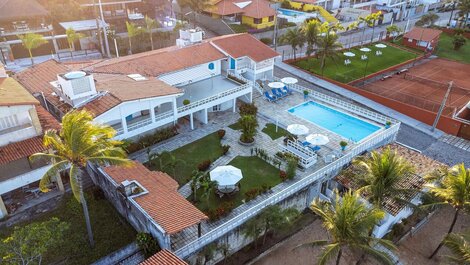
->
211, 33, 279, 62
0, 77, 38, 106
404, 27, 442, 42
103, 162, 208, 234
140, 250, 187, 265
208, 0, 276, 18
0, 0, 48, 21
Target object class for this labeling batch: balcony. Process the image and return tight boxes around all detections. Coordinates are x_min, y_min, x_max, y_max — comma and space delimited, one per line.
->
0, 124, 37, 146
0, 23, 53, 37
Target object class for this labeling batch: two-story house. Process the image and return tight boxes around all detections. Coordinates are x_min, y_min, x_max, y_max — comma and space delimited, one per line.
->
16, 32, 279, 140
0, 63, 61, 219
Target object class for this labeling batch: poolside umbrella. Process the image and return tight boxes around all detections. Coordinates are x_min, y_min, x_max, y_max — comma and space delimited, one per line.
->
343, 52, 355, 57
306, 133, 329, 146
268, 82, 285, 89
287, 124, 309, 136
210, 166, 243, 187
281, 77, 298, 85
375, 43, 387, 49
359, 47, 371, 52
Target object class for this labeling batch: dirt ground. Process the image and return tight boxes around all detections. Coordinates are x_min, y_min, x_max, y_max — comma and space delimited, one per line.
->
252, 205, 470, 265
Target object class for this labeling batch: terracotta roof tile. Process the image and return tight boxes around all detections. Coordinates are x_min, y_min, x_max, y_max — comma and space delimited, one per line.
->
0, 136, 46, 165
208, 0, 275, 18
0, 77, 38, 106
0, 0, 48, 21
404, 27, 442, 42
140, 249, 187, 265
36, 105, 60, 131
211, 33, 279, 62
103, 162, 207, 234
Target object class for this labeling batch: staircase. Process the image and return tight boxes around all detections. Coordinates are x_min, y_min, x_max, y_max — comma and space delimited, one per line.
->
316, 6, 338, 24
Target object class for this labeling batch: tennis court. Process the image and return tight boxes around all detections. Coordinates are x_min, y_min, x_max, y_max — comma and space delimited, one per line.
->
361, 59, 470, 117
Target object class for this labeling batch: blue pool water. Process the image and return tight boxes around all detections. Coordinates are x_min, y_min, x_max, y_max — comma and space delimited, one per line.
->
288, 101, 381, 142
278, 8, 307, 16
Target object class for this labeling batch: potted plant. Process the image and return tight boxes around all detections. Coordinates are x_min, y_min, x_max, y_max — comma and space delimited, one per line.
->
385, 121, 392, 128
340, 141, 348, 151
238, 115, 258, 145
303, 90, 309, 100
183, 99, 190, 105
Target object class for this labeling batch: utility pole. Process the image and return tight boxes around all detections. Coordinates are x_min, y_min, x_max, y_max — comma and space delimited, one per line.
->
93, 0, 105, 55
448, 2, 456, 27
273, 6, 280, 51
432, 81, 453, 131
98, 0, 111, 58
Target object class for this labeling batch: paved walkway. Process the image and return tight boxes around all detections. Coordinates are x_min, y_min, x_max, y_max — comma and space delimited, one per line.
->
274, 62, 445, 139
440, 134, 470, 152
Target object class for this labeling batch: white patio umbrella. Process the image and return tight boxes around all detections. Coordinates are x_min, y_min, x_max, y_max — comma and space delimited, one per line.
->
359, 47, 371, 52
343, 52, 356, 57
281, 77, 298, 85
268, 82, 285, 89
287, 124, 309, 136
306, 134, 329, 146
210, 166, 243, 187
375, 43, 387, 48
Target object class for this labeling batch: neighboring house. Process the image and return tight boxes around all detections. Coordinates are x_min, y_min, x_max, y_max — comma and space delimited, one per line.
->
140, 249, 188, 265
87, 161, 208, 251
403, 27, 442, 51
0, 63, 62, 219
77, 0, 149, 32
15, 32, 279, 140
205, 0, 276, 29
319, 144, 444, 238
288, 0, 341, 11
0, 0, 54, 63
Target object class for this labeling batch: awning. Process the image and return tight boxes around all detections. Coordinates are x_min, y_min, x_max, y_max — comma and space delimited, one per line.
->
59, 19, 108, 32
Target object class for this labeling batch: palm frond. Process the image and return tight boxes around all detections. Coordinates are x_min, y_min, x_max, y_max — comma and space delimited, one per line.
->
39, 160, 69, 192
317, 244, 340, 265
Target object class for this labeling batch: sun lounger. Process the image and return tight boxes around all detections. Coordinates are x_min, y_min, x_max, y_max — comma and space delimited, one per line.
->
277, 88, 288, 97
264, 91, 276, 102
271, 89, 283, 98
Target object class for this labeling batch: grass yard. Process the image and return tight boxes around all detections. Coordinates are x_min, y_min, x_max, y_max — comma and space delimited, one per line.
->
436, 33, 470, 64
147, 132, 224, 185
228, 121, 242, 131
262, 123, 289, 140
293, 43, 417, 83
0, 192, 136, 265
194, 156, 281, 212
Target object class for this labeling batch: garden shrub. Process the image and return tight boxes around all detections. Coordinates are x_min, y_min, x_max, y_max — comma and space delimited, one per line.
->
222, 145, 230, 155
206, 201, 235, 221
239, 102, 258, 116
245, 188, 259, 201
136, 232, 159, 258
260, 37, 272, 45
125, 126, 178, 153
279, 170, 288, 182
238, 115, 258, 143
217, 129, 226, 139
197, 160, 212, 171
286, 157, 298, 179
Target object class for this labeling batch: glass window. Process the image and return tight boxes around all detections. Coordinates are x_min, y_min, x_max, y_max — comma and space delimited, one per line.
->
254, 18, 262, 24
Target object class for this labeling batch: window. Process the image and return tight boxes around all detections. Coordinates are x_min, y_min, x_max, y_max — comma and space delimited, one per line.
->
268, 16, 274, 22
213, 105, 221, 111
320, 181, 328, 195
0, 115, 19, 131
253, 18, 262, 24
208, 62, 215, 70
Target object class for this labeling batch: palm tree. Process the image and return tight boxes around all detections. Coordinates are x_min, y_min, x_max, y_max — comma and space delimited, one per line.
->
17, 33, 47, 65
426, 163, 470, 259
301, 20, 321, 57
160, 151, 186, 178
66, 27, 85, 59
280, 27, 305, 60
31, 110, 131, 247
260, 205, 299, 245
200, 176, 217, 204
177, 0, 211, 24
297, 191, 397, 265
386, 25, 402, 42
357, 12, 381, 45
353, 146, 415, 207
458, 0, 470, 28
238, 115, 258, 143
126, 21, 145, 54
442, 231, 470, 264
316, 23, 343, 76
190, 170, 204, 202
144, 16, 159, 50
243, 216, 263, 250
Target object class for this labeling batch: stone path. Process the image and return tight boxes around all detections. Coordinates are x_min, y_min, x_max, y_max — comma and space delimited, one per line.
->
440, 134, 470, 152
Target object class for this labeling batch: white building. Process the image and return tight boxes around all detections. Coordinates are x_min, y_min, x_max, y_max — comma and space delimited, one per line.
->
16, 32, 279, 140
0, 65, 63, 219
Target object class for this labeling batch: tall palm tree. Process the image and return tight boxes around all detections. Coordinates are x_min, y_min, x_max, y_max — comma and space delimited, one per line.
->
458, 0, 470, 28
190, 170, 204, 201
297, 191, 397, 265
126, 21, 145, 54
65, 27, 85, 59
144, 16, 159, 50
301, 20, 321, 57
280, 27, 305, 60
200, 176, 217, 204
17, 33, 47, 65
31, 110, 131, 247
177, 0, 211, 23
426, 163, 470, 259
160, 151, 186, 178
316, 23, 343, 76
442, 231, 470, 264
357, 11, 381, 45
353, 146, 415, 207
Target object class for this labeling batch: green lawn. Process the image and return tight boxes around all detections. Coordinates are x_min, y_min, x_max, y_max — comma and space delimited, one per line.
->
262, 123, 289, 140
0, 193, 136, 265
147, 132, 224, 185
436, 33, 470, 64
293, 43, 417, 83
228, 121, 242, 131
194, 156, 281, 212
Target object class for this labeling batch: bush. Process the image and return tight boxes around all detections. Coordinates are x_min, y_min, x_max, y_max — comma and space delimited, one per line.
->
217, 129, 226, 139
286, 157, 298, 179
245, 188, 259, 201
238, 115, 258, 143
183, 99, 190, 105
281, 0, 291, 8
197, 160, 212, 171
222, 144, 230, 155
239, 102, 258, 116
206, 201, 235, 221
279, 170, 288, 181
136, 232, 159, 258
260, 37, 272, 45
125, 126, 178, 153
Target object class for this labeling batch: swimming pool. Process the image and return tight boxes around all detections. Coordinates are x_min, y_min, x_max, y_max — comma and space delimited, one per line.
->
278, 8, 317, 23
288, 101, 381, 142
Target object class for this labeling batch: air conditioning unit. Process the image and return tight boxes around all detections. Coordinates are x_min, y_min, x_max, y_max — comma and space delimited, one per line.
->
56, 71, 97, 107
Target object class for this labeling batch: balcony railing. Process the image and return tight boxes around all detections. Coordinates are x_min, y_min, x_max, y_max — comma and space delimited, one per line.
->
114, 111, 175, 137
0, 24, 53, 36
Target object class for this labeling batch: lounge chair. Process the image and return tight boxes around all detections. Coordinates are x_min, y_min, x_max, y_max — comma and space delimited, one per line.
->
271, 88, 283, 98
309, 145, 321, 152
264, 91, 276, 102
277, 88, 288, 97
301, 141, 311, 147
282, 86, 291, 95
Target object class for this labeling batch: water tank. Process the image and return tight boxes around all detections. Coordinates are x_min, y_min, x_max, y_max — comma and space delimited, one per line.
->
64, 71, 86, 80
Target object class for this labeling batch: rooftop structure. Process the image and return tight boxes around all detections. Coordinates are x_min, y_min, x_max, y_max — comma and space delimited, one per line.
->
141, 249, 187, 265
403, 27, 442, 51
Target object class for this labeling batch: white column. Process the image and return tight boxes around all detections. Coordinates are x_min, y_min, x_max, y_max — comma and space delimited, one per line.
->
249, 92, 253, 103
232, 98, 237, 112
55, 175, 65, 193
149, 102, 156, 123
0, 195, 8, 218
203, 108, 208, 124
190, 113, 194, 130
172, 98, 178, 125
121, 116, 128, 134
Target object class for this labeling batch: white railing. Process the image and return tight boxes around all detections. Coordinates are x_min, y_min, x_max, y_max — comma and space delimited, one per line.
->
283, 140, 318, 168
114, 112, 175, 136
155, 111, 174, 122
115, 128, 124, 136
177, 82, 252, 114
274, 77, 395, 125
174, 123, 400, 258
127, 117, 153, 132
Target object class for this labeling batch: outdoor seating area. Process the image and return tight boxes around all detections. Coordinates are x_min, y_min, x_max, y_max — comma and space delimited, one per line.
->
261, 77, 297, 102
